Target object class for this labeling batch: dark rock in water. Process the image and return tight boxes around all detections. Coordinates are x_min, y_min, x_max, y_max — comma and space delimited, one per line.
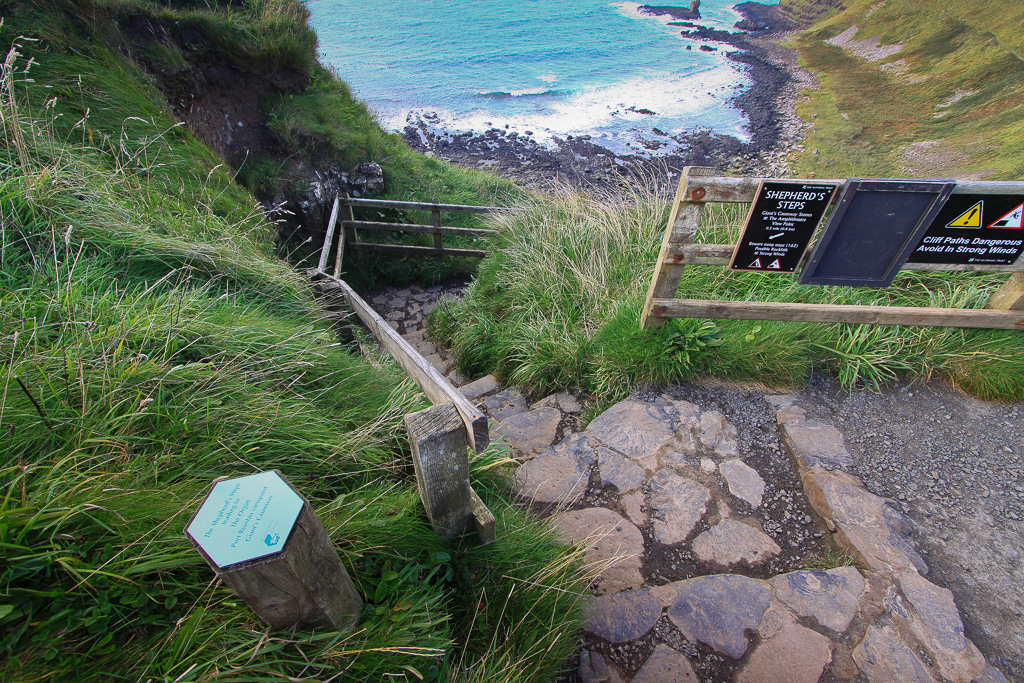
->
639, 2, 701, 21
626, 106, 658, 116
699, 44, 717, 52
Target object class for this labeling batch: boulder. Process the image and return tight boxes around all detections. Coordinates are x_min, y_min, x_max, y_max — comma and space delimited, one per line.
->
738, 622, 832, 683
492, 407, 561, 457
668, 574, 771, 659
550, 508, 645, 594
648, 470, 710, 544
692, 519, 781, 567
631, 644, 699, 683
584, 588, 662, 643
598, 449, 646, 493
770, 567, 865, 633
852, 624, 935, 682
720, 458, 765, 508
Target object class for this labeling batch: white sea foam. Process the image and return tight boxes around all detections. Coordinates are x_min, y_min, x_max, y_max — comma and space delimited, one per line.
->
384, 66, 750, 156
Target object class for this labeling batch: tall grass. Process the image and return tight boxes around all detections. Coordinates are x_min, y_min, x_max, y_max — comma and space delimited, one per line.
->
431, 185, 1024, 403
0, 36, 585, 682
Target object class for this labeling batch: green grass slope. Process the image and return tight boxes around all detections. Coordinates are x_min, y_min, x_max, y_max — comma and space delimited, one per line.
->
0, 3, 583, 681
788, 0, 1024, 180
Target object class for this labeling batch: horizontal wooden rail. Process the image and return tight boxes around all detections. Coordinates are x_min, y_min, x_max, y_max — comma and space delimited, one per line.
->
349, 243, 488, 258
344, 220, 495, 237
342, 197, 510, 213
649, 298, 1024, 330
677, 177, 1024, 205
312, 272, 489, 451
665, 244, 1024, 272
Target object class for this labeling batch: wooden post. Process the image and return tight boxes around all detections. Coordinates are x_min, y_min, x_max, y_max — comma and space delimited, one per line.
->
341, 194, 359, 250
405, 403, 473, 537
640, 166, 718, 328
317, 196, 340, 273
470, 487, 496, 545
431, 206, 443, 255
333, 198, 353, 279
185, 470, 362, 631
986, 273, 1024, 310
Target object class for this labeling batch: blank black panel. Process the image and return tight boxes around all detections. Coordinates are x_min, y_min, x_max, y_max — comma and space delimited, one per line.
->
798, 180, 955, 288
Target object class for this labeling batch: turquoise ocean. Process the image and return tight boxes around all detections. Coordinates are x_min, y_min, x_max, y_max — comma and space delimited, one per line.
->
306, 0, 766, 156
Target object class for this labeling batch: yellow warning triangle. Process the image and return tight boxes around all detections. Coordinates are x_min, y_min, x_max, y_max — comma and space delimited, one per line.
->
946, 201, 984, 228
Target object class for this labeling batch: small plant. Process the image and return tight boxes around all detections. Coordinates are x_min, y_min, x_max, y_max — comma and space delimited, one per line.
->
803, 545, 858, 571
665, 317, 725, 367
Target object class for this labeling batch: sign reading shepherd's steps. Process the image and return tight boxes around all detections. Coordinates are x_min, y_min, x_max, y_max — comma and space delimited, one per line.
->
186, 471, 303, 568
910, 193, 1024, 265
730, 181, 839, 272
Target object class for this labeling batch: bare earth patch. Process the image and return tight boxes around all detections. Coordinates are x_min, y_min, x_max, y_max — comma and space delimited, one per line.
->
825, 24, 906, 62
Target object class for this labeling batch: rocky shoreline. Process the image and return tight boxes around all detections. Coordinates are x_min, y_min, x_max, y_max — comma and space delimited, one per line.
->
401, 2, 812, 192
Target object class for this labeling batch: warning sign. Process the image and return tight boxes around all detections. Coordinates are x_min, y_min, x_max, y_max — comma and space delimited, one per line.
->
989, 202, 1024, 229
911, 194, 1024, 265
946, 201, 983, 228
730, 181, 840, 273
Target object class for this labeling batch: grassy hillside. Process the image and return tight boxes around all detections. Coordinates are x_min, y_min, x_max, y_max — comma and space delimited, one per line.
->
431, 188, 1024, 409
788, 0, 1024, 180
0, 2, 583, 681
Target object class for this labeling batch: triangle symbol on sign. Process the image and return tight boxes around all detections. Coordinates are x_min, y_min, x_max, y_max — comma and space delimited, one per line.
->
946, 201, 984, 228
748, 258, 762, 268
768, 259, 782, 269
989, 202, 1024, 229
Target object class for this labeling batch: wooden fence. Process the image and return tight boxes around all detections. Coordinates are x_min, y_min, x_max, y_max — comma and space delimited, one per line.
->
641, 167, 1024, 331
319, 196, 508, 275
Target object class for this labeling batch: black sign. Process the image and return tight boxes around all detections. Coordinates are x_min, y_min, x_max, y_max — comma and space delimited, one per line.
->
730, 181, 839, 272
910, 193, 1024, 265
798, 179, 955, 288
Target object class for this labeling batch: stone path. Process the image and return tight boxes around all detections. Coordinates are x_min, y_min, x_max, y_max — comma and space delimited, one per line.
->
484, 388, 1008, 682
360, 286, 1010, 682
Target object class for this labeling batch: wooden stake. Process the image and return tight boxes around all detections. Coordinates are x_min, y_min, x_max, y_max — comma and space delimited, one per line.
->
317, 196, 340, 273
333, 196, 353, 279
405, 403, 473, 537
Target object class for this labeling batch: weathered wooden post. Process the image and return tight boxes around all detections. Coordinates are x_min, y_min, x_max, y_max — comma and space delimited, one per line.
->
405, 402, 473, 538
431, 205, 444, 255
185, 470, 363, 631
987, 273, 1024, 310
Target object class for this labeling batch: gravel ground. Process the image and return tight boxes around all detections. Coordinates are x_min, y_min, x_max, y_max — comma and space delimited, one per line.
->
792, 374, 1024, 681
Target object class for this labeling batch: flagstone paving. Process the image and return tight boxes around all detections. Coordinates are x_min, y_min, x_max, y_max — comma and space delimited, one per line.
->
353, 284, 1011, 682
489, 390, 1004, 682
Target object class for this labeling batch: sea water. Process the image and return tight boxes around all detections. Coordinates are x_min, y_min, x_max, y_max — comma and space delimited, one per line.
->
306, 0, 766, 156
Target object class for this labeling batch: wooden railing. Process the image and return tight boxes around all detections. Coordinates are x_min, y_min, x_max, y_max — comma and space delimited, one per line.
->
318, 196, 508, 272
640, 167, 1024, 331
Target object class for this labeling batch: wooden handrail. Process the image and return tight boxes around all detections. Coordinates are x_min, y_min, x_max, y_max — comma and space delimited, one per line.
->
341, 197, 513, 213
344, 220, 495, 237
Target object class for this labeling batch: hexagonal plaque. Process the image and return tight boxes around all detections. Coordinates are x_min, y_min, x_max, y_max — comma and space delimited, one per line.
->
186, 471, 304, 568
